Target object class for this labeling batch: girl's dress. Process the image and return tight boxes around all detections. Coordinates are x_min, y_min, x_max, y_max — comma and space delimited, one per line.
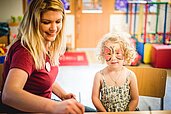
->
100, 71, 131, 112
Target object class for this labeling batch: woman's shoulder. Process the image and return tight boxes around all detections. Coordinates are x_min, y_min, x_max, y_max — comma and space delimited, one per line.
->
7, 40, 33, 62
9, 40, 30, 55
11, 40, 26, 50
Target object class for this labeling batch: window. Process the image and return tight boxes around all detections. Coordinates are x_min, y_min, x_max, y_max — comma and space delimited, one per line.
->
114, 0, 158, 13
82, 0, 102, 13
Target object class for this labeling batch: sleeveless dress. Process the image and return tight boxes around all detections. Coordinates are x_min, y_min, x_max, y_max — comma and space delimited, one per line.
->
100, 71, 131, 112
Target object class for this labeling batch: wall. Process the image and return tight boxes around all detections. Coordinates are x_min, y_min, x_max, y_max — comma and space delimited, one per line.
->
0, 0, 23, 22
158, 4, 171, 33
0, 0, 75, 48
64, 14, 75, 49
0, 0, 170, 48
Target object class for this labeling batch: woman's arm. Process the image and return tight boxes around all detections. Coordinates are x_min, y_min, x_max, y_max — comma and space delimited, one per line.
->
128, 71, 139, 111
92, 72, 106, 112
52, 82, 67, 100
2, 68, 84, 113
52, 82, 76, 100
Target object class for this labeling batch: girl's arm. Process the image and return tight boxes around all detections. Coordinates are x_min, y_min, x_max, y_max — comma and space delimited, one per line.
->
92, 72, 107, 112
128, 71, 139, 111
2, 68, 84, 113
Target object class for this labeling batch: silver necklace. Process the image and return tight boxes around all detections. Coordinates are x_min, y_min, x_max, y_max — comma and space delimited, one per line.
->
108, 67, 123, 85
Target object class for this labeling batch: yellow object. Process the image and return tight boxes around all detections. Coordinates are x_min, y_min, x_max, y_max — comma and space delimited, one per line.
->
0, 48, 5, 55
137, 4, 144, 41
143, 43, 152, 63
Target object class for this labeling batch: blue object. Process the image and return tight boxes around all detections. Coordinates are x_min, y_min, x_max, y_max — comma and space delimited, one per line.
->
137, 42, 144, 62
0, 23, 10, 37
0, 56, 5, 64
61, 0, 70, 10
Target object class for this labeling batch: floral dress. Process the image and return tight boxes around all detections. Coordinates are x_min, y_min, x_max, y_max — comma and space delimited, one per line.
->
100, 71, 131, 112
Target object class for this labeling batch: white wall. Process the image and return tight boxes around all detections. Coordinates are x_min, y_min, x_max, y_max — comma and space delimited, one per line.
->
0, 0, 23, 22
64, 14, 75, 49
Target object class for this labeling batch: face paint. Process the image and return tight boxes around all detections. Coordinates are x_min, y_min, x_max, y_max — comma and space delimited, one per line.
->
103, 46, 112, 62
103, 46, 124, 62
115, 49, 124, 60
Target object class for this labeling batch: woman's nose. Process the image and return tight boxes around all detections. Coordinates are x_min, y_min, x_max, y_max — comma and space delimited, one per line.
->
49, 23, 57, 31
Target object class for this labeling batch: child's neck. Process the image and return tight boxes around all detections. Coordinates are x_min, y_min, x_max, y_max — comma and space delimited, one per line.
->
107, 66, 123, 72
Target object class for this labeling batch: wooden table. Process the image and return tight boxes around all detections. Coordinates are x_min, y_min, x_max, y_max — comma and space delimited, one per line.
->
85, 110, 171, 114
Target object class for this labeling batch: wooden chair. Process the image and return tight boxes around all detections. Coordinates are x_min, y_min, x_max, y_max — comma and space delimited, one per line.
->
127, 66, 167, 110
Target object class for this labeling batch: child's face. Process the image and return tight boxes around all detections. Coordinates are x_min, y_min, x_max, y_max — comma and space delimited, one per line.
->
103, 41, 124, 62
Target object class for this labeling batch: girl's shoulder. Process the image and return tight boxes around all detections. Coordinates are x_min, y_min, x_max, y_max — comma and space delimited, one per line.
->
95, 67, 107, 80
124, 67, 135, 75
124, 67, 137, 81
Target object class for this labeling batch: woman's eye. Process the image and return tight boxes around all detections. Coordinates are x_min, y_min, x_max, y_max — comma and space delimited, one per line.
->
42, 21, 50, 24
56, 21, 61, 24
56, 19, 62, 24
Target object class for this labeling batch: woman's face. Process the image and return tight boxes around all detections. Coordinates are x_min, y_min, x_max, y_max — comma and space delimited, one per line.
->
40, 10, 63, 42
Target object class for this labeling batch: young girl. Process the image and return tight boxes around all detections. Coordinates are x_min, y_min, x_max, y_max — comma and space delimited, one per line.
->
92, 32, 139, 112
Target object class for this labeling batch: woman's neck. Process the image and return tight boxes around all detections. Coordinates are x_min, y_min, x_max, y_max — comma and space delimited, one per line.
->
45, 41, 51, 51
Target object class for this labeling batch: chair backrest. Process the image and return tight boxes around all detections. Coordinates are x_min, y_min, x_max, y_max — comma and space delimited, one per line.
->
127, 66, 167, 98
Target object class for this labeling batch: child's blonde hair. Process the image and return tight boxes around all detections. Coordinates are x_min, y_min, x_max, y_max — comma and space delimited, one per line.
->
96, 32, 137, 65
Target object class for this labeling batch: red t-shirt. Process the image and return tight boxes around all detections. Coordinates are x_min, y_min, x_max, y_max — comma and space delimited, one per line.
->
2, 40, 58, 98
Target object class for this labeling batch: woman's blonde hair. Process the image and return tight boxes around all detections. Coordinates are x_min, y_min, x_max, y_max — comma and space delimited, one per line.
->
8, 0, 66, 70
96, 32, 137, 65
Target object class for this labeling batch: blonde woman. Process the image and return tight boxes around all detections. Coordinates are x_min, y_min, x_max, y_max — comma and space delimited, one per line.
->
92, 32, 139, 112
0, 0, 84, 113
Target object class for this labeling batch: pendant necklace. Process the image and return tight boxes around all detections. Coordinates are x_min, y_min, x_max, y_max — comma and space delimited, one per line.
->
45, 62, 51, 72
108, 67, 123, 85
45, 51, 51, 72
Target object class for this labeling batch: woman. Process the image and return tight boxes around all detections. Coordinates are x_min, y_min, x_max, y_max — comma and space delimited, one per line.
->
0, 0, 84, 113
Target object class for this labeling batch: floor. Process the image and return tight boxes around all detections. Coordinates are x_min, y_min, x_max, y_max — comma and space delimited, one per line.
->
52, 49, 171, 111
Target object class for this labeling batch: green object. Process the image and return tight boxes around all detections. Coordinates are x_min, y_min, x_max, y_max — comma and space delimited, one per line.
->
11, 16, 16, 23
18, 16, 23, 22
155, 5, 159, 43
147, 2, 168, 4
155, 4, 159, 34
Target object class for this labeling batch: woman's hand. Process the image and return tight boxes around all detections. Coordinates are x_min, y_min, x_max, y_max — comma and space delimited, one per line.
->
53, 99, 85, 114
63, 93, 76, 100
